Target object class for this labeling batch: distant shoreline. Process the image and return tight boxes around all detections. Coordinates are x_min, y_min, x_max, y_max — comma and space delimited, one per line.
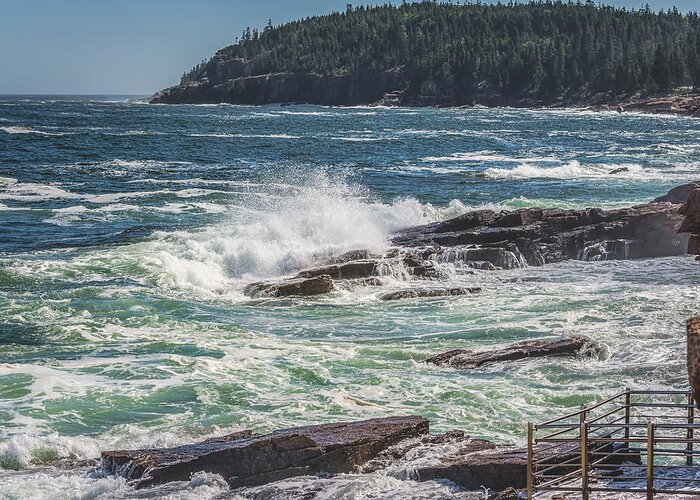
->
3, 92, 696, 118
149, 89, 700, 118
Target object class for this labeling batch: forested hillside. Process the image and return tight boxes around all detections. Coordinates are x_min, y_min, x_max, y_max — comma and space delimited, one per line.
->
152, 1, 700, 106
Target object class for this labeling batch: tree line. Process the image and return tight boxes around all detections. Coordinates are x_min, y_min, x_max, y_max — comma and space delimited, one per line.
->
183, 1, 700, 103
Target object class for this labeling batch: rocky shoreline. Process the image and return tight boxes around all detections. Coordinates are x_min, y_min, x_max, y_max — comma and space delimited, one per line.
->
101, 413, 641, 497
101, 416, 529, 496
150, 72, 700, 118
237, 183, 692, 303
94, 183, 700, 496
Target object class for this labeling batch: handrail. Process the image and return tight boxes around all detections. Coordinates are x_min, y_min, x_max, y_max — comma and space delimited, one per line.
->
528, 388, 700, 499
536, 391, 628, 427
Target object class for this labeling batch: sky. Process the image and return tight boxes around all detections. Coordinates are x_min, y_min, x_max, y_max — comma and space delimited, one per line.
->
0, 0, 696, 95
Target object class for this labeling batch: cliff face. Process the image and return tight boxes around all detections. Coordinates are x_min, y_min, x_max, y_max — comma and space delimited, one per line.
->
151, 69, 408, 106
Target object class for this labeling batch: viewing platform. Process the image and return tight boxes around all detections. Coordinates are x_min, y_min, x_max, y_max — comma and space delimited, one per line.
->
528, 389, 699, 499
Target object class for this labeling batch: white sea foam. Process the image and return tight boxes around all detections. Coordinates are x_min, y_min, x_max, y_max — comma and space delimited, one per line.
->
0, 177, 79, 201
335, 136, 386, 142
0, 126, 73, 136
423, 151, 560, 164
82, 188, 225, 204
188, 132, 301, 139
484, 160, 646, 179
106, 159, 193, 169
140, 173, 435, 290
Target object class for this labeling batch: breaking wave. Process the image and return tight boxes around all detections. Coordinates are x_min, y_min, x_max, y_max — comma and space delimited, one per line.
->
141, 173, 440, 289
484, 160, 646, 179
0, 126, 74, 136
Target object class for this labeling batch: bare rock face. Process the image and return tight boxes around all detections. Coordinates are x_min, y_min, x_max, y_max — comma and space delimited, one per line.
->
150, 70, 406, 106
678, 188, 700, 262
102, 416, 429, 489
379, 287, 482, 301
688, 317, 700, 407
393, 203, 687, 267
296, 260, 378, 280
654, 182, 700, 204
244, 274, 334, 298
426, 337, 592, 368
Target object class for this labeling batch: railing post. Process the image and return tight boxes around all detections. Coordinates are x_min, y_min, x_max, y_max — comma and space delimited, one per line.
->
581, 422, 589, 500
688, 393, 695, 466
527, 422, 534, 499
624, 389, 631, 442
647, 421, 654, 500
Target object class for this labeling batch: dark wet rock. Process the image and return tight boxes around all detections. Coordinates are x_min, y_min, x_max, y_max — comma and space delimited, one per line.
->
336, 277, 384, 288
379, 287, 482, 301
426, 337, 591, 368
432, 246, 525, 269
393, 202, 688, 267
362, 427, 637, 493
244, 274, 334, 298
399, 250, 445, 279
608, 167, 629, 174
102, 416, 429, 489
102, 416, 637, 494
332, 249, 377, 263
296, 259, 377, 280
654, 182, 700, 204
359, 430, 527, 492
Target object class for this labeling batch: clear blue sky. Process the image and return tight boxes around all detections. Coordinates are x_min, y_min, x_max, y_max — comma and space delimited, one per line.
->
0, 0, 695, 95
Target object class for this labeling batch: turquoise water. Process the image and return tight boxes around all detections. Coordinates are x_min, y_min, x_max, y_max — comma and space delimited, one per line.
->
0, 97, 699, 498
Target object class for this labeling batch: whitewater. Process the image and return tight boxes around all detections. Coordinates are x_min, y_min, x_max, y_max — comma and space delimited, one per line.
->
0, 96, 699, 499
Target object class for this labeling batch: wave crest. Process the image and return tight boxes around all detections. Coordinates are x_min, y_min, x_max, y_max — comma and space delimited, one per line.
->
484, 160, 645, 179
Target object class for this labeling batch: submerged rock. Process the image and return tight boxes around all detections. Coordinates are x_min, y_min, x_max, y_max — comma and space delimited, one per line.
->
244, 274, 334, 297
379, 287, 482, 301
426, 336, 591, 368
102, 416, 429, 489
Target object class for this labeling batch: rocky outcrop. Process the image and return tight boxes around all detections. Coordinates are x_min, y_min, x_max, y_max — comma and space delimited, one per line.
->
426, 337, 592, 369
239, 186, 693, 300
296, 260, 377, 280
654, 182, 700, 204
359, 430, 528, 492
102, 415, 642, 494
688, 317, 700, 408
393, 203, 687, 268
678, 188, 700, 261
244, 274, 333, 298
102, 416, 429, 489
101, 416, 535, 493
609, 93, 700, 117
151, 70, 406, 106
379, 287, 482, 301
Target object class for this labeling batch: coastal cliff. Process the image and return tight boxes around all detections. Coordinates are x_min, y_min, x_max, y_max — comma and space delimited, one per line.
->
151, 2, 700, 112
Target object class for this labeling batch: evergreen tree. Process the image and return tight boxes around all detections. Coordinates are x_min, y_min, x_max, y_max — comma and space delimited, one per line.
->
181, 1, 700, 104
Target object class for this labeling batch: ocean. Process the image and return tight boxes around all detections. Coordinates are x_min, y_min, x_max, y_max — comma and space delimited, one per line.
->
0, 96, 699, 498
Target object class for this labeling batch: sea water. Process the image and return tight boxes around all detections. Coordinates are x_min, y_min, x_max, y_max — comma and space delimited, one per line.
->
0, 96, 699, 498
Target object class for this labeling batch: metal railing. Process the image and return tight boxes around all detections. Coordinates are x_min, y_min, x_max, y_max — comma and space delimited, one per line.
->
527, 389, 700, 499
